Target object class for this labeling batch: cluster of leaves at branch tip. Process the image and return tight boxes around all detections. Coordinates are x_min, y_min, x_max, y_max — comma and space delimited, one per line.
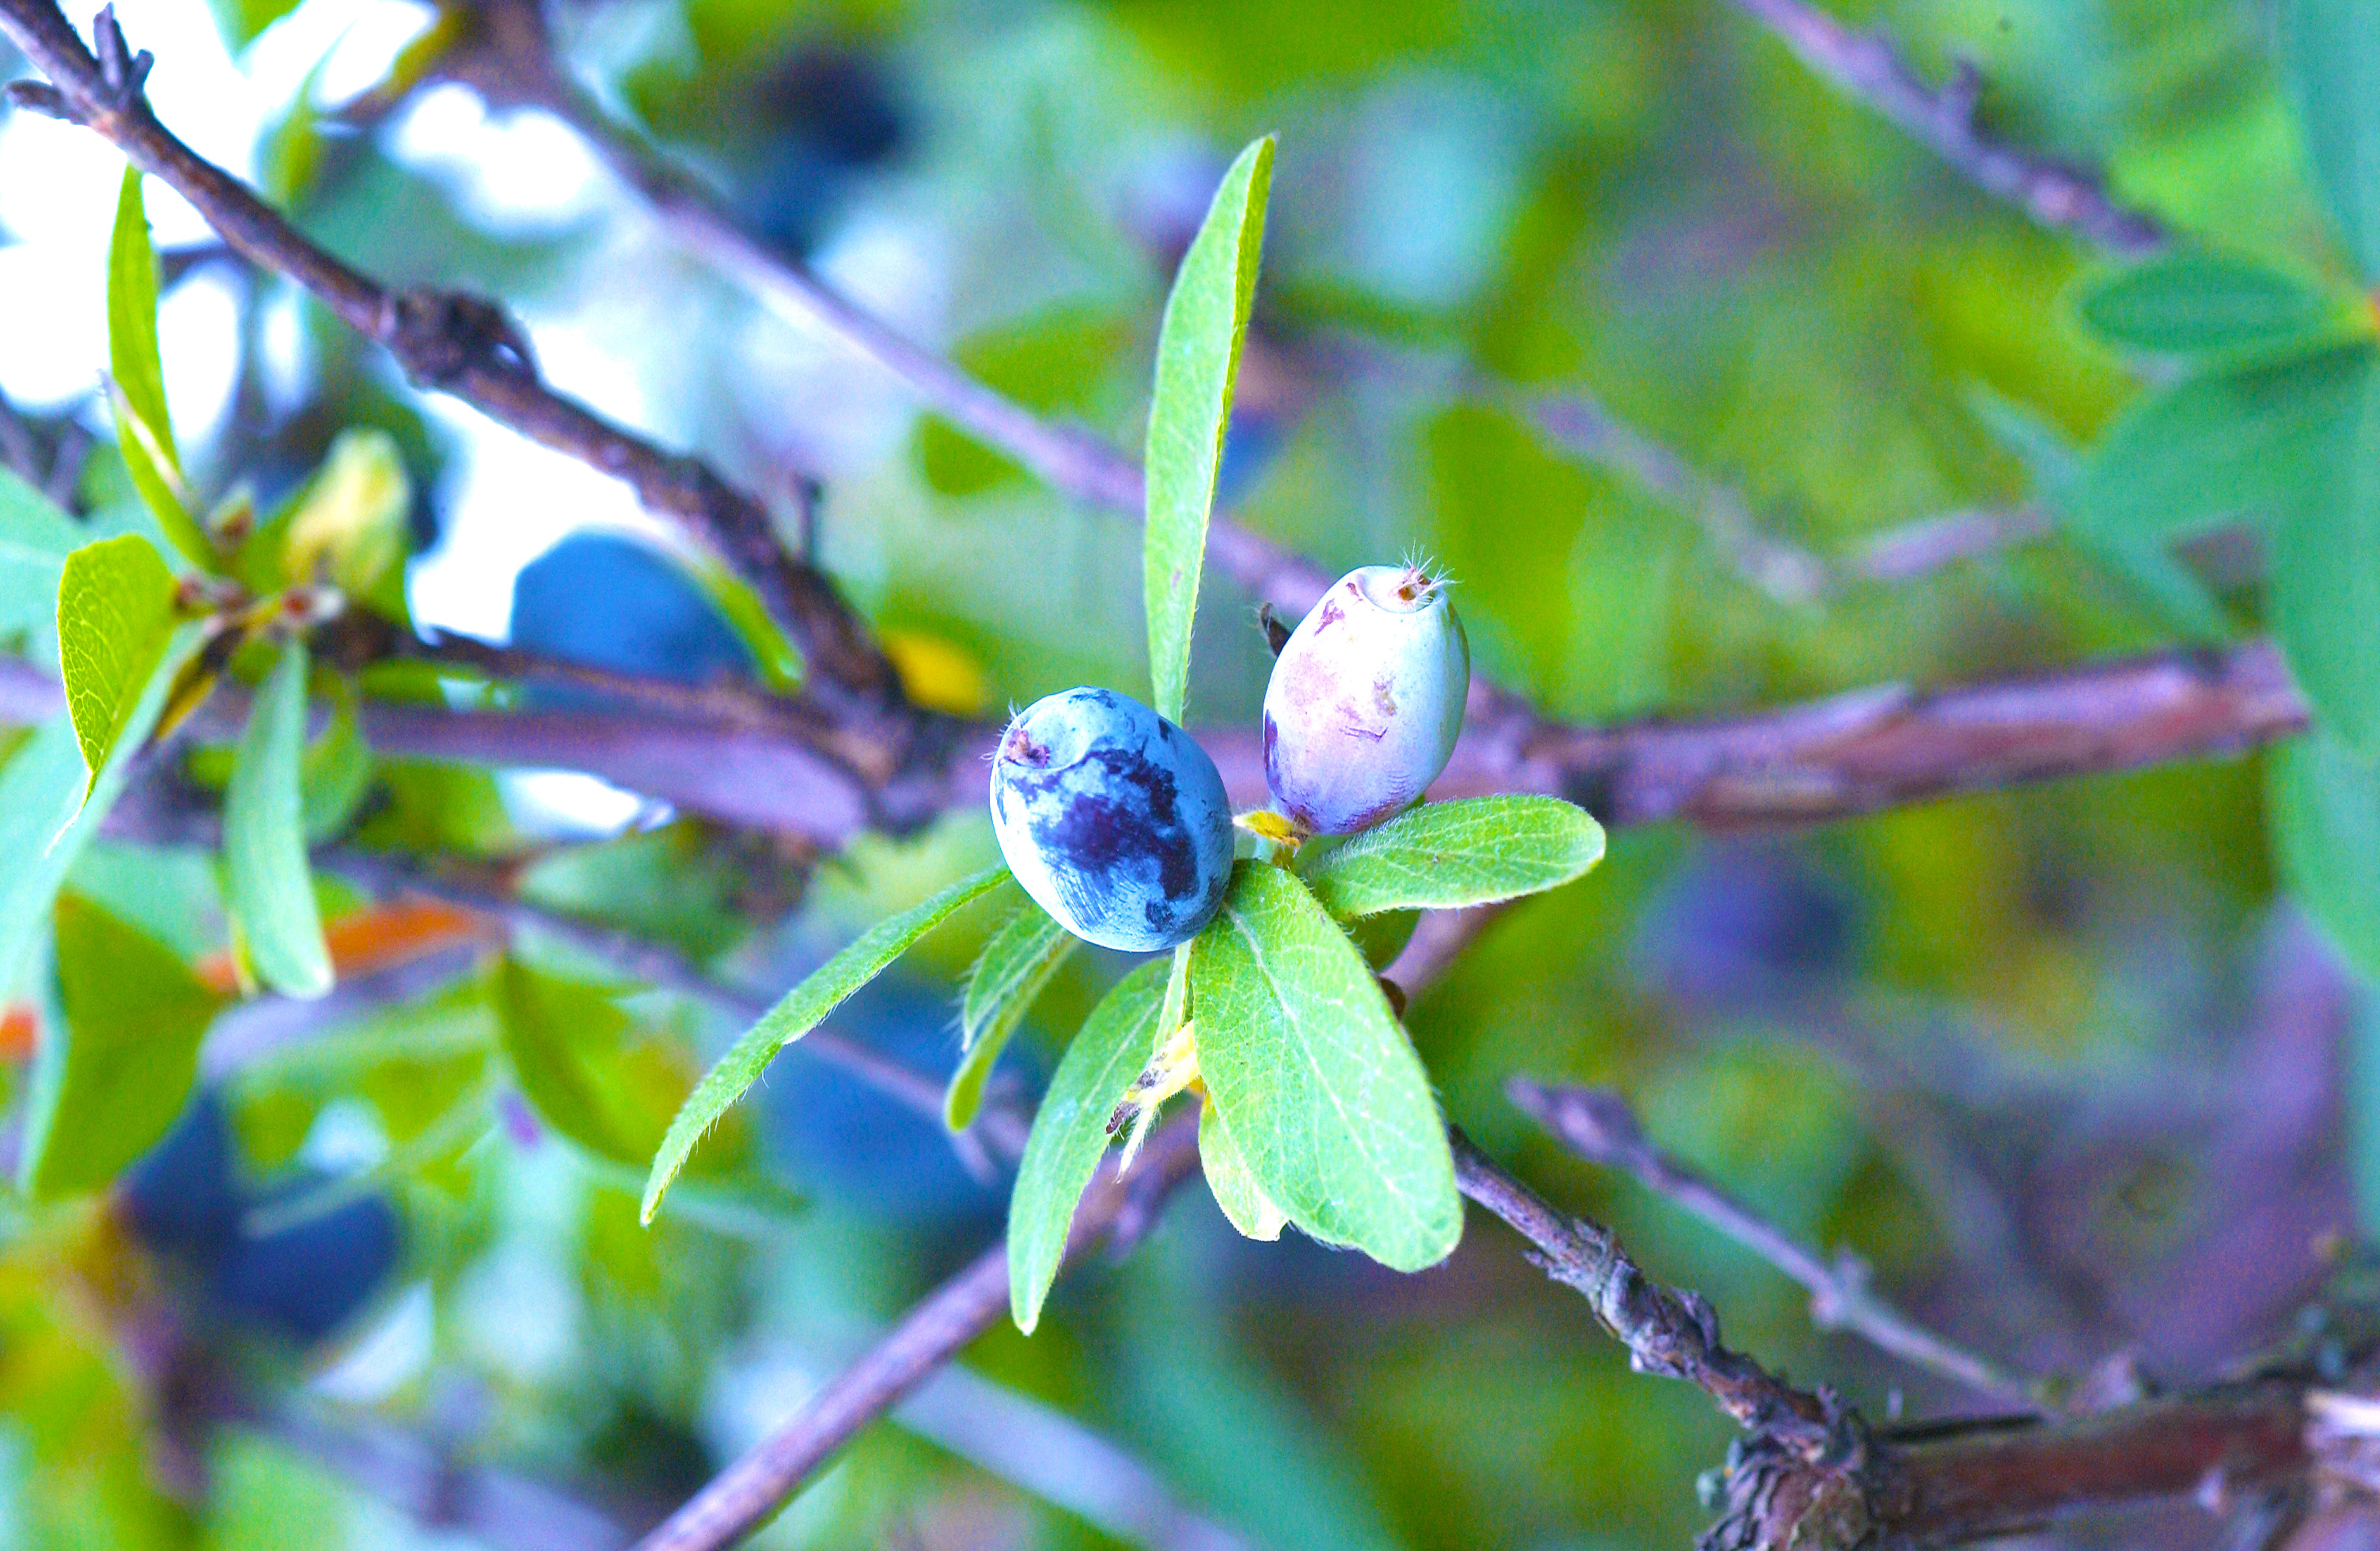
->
635, 135, 1609, 1334
0, 154, 467, 1200
2057, 0, 2380, 988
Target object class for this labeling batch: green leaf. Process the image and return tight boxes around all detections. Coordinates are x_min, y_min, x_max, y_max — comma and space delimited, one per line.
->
0, 719, 100, 999
494, 958, 740, 1172
1962, 384, 2239, 639
57, 533, 179, 797
946, 901, 1076, 1131
108, 168, 176, 480
1143, 135, 1275, 725
1007, 958, 1169, 1333
224, 639, 333, 999
2067, 345, 2373, 550
205, 0, 304, 49
2075, 252, 2357, 357
105, 169, 213, 570
106, 383, 211, 571
1346, 908, 1419, 971
2271, 730, 2380, 982
281, 429, 411, 609
1198, 1094, 1287, 1240
1191, 862, 1460, 1270
642, 863, 1010, 1223
690, 556, 804, 695
2271, 362, 2380, 753
1302, 796, 1606, 918
0, 470, 92, 666
17, 894, 225, 1199
2063, 527, 2236, 646
0, 666, 190, 1003
299, 678, 373, 843
2286, 0, 2380, 281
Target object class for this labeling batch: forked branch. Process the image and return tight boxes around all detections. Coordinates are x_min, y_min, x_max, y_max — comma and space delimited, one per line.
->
0, 1, 911, 744
1721, 0, 2166, 254
1507, 1079, 2038, 1409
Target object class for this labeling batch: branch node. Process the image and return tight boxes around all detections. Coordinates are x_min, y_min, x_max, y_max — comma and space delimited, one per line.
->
2, 79, 73, 119
89, 5, 151, 112
1941, 59, 1983, 126
381, 288, 538, 386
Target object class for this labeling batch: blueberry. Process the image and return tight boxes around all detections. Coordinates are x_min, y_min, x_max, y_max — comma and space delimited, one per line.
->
1262, 565, 1469, 836
510, 533, 753, 690
989, 688, 1234, 952
122, 1090, 401, 1348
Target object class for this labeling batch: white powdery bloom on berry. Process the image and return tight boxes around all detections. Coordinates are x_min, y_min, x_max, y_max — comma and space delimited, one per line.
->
1262, 564, 1469, 836
989, 687, 1235, 952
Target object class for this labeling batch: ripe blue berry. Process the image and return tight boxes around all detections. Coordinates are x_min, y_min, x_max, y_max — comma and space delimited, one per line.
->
989, 688, 1234, 952
1263, 564, 1469, 836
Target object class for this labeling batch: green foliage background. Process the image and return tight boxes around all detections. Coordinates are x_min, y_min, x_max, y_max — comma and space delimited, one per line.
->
0, 0, 2365, 1546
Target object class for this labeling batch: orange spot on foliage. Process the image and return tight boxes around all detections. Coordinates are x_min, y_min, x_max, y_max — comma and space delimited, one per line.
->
198, 897, 488, 995
0, 1003, 36, 1061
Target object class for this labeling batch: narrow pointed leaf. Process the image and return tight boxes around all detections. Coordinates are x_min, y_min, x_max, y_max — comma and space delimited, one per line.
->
108, 167, 176, 477
17, 895, 225, 1198
1143, 135, 1275, 725
105, 169, 212, 567
643, 863, 1010, 1223
0, 719, 100, 998
225, 639, 333, 998
2075, 252, 2355, 357
57, 533, 179, 798
946, 902, 1075, 1130
1191, 862, 1460, 1270
1008, 958, 1168, 1333
1302, 796, 1605, 918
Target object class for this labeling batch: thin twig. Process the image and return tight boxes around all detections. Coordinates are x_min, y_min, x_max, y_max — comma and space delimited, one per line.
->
1852, 505, 2054, 583
229, 1394, 642, 1550
1449, 1128, 1832, 1443
1720, 0, 2166, 254
1506, 1078, 2040, 1410
438, 0, 1338, 617
883, 1359, 1247, 1551
400, 629, 832, 738
0, 2, 914, 745
1521, 389, 1835, 606
1490, 635, 2305, 829
631, 1114, 1205, 1551
316, 847, 1031, 1162
0, 622, 2315, 844
449, 0, 1146, 513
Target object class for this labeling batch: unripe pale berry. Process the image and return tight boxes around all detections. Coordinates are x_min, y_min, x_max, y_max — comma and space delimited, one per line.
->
1262, 564, 1469, 836
989, 688, 1234, 952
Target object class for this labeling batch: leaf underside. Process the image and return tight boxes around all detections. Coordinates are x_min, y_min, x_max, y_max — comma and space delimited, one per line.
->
1007, 957, 1169, 1333
948, 901, 1076, 1130
225, 639, 334, 999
